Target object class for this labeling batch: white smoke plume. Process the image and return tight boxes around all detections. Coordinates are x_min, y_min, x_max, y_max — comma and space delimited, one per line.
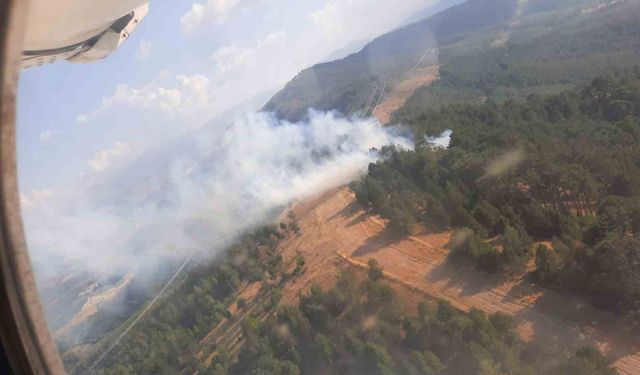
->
22, 110, 411, 287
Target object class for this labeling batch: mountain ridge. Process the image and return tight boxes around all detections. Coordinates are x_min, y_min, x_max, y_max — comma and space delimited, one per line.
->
263, 0, 633, 123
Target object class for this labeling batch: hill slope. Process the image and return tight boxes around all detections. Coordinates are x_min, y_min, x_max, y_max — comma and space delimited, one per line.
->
276, 186, 640, 374
397, 0, 640, 116
262, 0, 524, 121
264, 0, 640, 123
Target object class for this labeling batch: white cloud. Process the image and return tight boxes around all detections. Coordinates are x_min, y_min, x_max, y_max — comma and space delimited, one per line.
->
157, 69, 171, 80
76, 115, 87, 124
91, 31, 290, 128
211, 45, 253, 73
100, 72, 212, 112
39, 131, 53, 142
181, 0, 247, 34
211, 30, 285, 73
88, 142, 131, 172
20, 189, 53, 211
101, 83, 182, 113
175, 74, 213, 110
135, 38, 153, 61
91, 0, 440, 130
308, 3, 342, 40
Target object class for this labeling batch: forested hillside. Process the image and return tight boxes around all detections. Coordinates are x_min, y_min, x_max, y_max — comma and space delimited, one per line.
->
88, 244, 619, 375
398, 0, 640, 114
264, 0, 637, 122
67, 226, 290, 374
223, 263, 616, 375
352, 70, 640, 329
263, 0, 524, 121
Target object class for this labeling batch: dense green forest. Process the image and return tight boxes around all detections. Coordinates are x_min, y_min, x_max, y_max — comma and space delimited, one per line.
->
81, 237, 619, 375
399, 0, 640, 112
352, 70, 640, 328
213, 262, 616, 375
70, 226, 290, 374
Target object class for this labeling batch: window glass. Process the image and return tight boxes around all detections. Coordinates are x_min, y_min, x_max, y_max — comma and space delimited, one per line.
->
17, 1, 640, 374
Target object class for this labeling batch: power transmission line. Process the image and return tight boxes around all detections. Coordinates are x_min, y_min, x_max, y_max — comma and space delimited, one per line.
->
82, 255, 194, 374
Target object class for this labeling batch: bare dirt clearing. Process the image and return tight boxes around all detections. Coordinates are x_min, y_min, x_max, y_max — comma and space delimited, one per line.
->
55, 273, 133, 340
372, 65, 439, 124
276, 186, 640, 374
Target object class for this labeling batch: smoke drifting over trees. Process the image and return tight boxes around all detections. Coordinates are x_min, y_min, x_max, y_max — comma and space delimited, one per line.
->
21, 110, 410, 322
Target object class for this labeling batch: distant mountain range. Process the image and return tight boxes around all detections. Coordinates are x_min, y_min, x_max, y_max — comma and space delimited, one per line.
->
399, 0, 467, 26
320, 0, 468, 64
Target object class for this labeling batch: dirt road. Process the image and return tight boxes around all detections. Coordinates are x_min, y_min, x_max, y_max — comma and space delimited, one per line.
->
372, 65, 439, 124
276, 186, 640, 374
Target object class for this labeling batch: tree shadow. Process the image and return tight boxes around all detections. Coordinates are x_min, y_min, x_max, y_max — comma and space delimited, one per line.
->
501, 274, 541, 303
411, 226, 445, 236
425, 259, 640, 370
328, 200, 361, 222
513, 284, 640, 372
424, 257, 505, 298
346, 212, 369, 228
352, 227, 400, 257
325, 199, 372, 228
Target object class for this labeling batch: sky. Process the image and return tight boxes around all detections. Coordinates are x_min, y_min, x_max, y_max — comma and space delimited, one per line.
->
17, 0, 436, 193
16, 0, 439, 282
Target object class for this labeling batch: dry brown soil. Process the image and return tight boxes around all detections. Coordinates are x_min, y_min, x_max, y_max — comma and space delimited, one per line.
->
372, 66, 439, 124
55, 273, 133, 340
275, 186, 640, 375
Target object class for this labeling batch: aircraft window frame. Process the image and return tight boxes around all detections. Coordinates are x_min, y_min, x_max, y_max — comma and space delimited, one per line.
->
0, 0, 66, 373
